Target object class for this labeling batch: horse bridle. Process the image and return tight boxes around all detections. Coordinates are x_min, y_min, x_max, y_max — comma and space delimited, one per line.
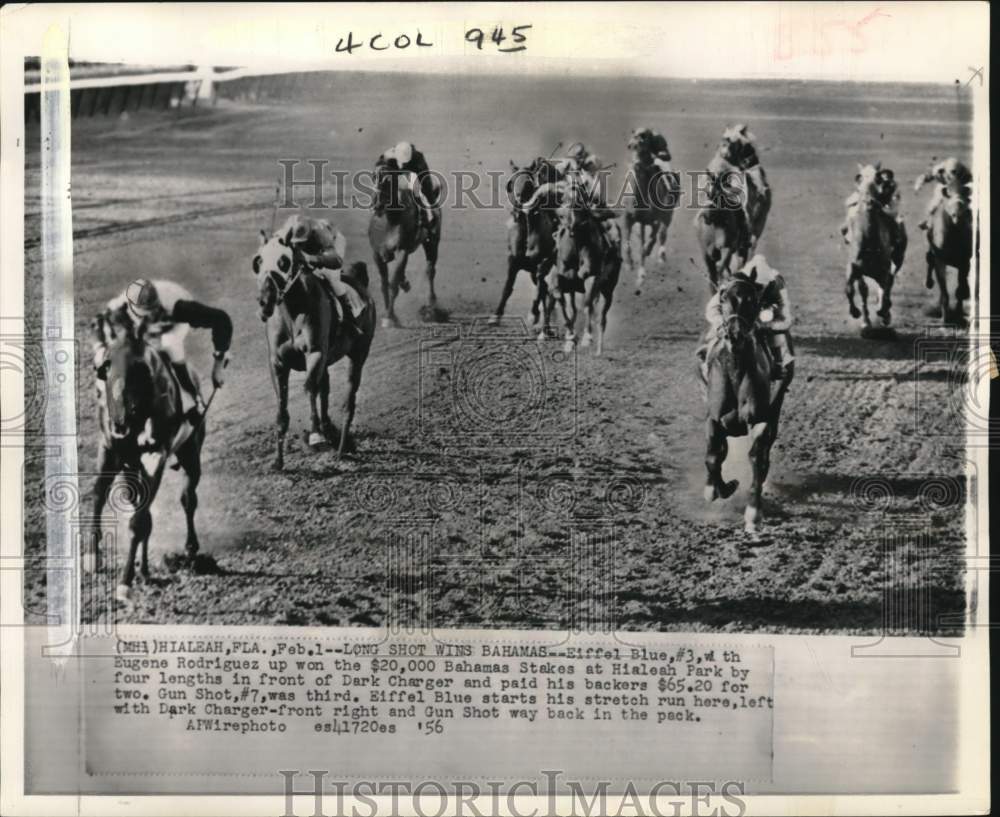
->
718, 277, 760, 339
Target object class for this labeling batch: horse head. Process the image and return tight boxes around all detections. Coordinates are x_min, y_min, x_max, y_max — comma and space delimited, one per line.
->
507, 161, 537, 212
103, 328, 156, 442
627, 128, 653, 164
719, 271, 761, 351
854, 163, 882, 208
252, 231, 295, 321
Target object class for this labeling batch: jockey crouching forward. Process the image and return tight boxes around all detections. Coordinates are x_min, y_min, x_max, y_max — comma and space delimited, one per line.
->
279, 214, 367, 327
711, 124, 769, 241
629, 127, 673, 173
697, 254, 794, 385
92, 278, 232, 449
840, 166, 906, 265
914, 157, 972, 230
376, 141, 441, 228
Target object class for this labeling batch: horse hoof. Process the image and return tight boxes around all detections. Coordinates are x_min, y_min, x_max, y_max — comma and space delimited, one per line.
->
307, 432, 325, 448
720, 479, 739, 500
924, 305, 943, 318
744, 505, 761, 533
537, 331, 547, 343
487, 314, 500, 326
381, 316, 400, 329
272, 459, 284, 472
563, 339, 575, 355
115, 584, 132, 604
848, 305, 861, 319
581, 332, 592, 349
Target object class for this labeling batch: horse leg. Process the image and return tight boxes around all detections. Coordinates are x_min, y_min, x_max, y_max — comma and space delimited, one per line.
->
376, 253, 400, 329
272, 341, 291, 471
856, 277, 871, 327
338, 357, 364, 458
934, 255, 952, 324
704, 418, 738, 501
581, 275, 596, 349
560, 287, 579, 354
641, 221, 657, 272
423, 228, 440, 311
844, 264, 862, 320
622, 213, 635, 278
118, 462, 152, 601
745, 421, 770, 534
177, 433, 202, 560
534, 258, 553, 332
955, 258, 970, 322
319, 368, 337, 444
597, 284, 614, 356
86, 443, 119, 574
491, 254, 520, 325
655, 220, 668, 265
877, 273, 894, 326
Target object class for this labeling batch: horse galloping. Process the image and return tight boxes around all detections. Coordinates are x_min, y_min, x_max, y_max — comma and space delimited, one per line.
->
694, 171, 751, 291
368, 171, 443, 328
90, 319, 205, 600
701, 272, 789, 533
844, 164, 896, 328
491, 158, 559, 330
925, 190, 973, 325
623, 132, 682, 295
545, 185, 620, 354
253, 233, 376, 470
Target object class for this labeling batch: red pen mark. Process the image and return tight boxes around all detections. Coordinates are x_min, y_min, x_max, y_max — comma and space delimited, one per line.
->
774, 5, 891, 61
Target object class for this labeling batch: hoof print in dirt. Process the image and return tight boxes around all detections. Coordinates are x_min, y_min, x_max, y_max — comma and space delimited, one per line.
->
418, 304, 450, 324
162, 552, 221, 576
859, 325, 897, 341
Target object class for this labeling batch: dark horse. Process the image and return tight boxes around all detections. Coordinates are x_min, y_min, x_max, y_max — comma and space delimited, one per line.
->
701, 272, 789, 533
694, 171, 751, 291
89, 318, 205, 601
623, 131, 682, 295
490, 157, 560, 331
844, 164, 895, 328
924, 190, 973, 325
254, 233, 376, 470
368, 170, 443, 328
545, 184, 621, 354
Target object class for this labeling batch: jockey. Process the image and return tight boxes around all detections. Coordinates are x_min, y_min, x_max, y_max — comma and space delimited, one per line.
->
91, 278, 232, 443
629, 127, 673, 173
697, 254, 794, 383
279, 213, 367, 322
575, 153, 621, 247
840, 166, 905, 254
375, 141, 440, 226
915, 157, 972, 230
708, 124, 768, 239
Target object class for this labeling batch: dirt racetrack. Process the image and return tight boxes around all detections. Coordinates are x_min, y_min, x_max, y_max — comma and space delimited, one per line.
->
21, 73, 975, 632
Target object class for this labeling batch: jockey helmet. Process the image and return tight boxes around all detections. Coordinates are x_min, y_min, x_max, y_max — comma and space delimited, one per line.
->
394, 141, 413, 166
566, 142, 587, 163
125, 278, 161, 320
287, 216, 311, 245
582, 153, 602, 172
741, 254, 779, 286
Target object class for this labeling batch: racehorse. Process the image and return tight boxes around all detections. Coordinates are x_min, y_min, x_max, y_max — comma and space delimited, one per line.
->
924, 190, 973, 325
844, 164, 896, 328
694, 170, 751, 291
717, 127, 772, 253
701, 272, 789, 533
253, 233, 376, 470
89, 317, 205, 600
490, 158, 559, 330
623, 131, 682, 295
545, 184, 620, 354
368, 169, 443, 328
